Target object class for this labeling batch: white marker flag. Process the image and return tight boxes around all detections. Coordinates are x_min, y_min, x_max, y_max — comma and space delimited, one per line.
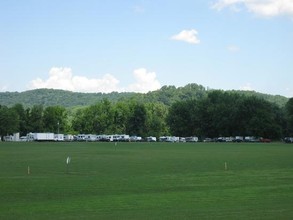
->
66, 156, 71, 164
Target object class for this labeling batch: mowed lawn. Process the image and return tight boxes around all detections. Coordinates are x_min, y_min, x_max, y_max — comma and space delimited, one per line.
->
0, 141, 293, 219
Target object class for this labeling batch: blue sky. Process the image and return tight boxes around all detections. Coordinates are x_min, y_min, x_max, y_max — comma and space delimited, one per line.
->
0, 0, 293, 97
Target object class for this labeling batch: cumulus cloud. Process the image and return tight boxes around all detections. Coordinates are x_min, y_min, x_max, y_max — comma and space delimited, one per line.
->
127, 68, 161, 93
212, 0, 293, 17
171, 29, 200, 44
28, 67, 161, 93
29, 67, 120, 93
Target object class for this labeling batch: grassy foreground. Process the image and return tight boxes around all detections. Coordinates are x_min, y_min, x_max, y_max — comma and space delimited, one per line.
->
0, 141, 292, 219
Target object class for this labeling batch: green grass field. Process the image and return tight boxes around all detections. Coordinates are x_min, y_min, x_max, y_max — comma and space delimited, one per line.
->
0, 141, 293, 219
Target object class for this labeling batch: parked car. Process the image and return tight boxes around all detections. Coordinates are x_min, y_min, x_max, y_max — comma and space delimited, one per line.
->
284, 137, 293, 143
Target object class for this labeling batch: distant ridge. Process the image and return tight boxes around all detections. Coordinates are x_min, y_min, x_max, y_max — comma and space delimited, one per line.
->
0, 89, 135, 107
0, 84, 288, 108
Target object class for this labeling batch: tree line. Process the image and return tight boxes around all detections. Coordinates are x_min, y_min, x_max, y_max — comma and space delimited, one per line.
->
0, 84, 288, 108
168, 91, 293, 139
1, 90, 293, 140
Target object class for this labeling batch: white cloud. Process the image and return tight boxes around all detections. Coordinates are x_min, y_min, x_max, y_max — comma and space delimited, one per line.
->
171, 29, 200, 44
28, 67, 161, 93
239, 83, 254, 91
127, 68, 161, 93
212, 0, 293, 17
29, 67, 120, 93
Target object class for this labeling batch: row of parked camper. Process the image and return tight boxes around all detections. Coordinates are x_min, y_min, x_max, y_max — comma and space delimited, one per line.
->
8, 133, 285, 143
203, 136, 272, 143
21, 133, 200, 143
22, 133, 144, 142
23, 133, 135, 142
75, 134, 136, 142
74, 135, 199, 143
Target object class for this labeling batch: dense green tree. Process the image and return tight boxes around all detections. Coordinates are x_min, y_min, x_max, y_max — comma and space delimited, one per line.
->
237, 96, 282, 139
11, 104, 28, 136
167, 100, 194, 137
0, 105, 19, 139
127, 102, 147, 137
167, 90, 284, 139
194, 91, 240, 138
145, 102, 169, 137
28, 105, 44, 132
0, 86, 289, 108
178, 84, 207, 101
0, 88, 287, 139
92, 99, 114, 134
71, 99, 115, 134
285, 98, 293, 136
112, 101, 129, 134
71, 108, 89, 134
43, 106, 68, 133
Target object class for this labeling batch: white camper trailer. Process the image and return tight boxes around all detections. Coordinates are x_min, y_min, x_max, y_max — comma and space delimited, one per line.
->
146, 136, 157, 142
54, 134, 64, 141
27, 133, 55, 141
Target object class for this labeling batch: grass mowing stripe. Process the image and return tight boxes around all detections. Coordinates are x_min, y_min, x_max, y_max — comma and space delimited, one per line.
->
0, 141, 293, 219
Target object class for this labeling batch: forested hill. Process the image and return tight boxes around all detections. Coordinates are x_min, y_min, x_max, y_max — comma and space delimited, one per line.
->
0, 83, 289, 108
0, 89, 135, 107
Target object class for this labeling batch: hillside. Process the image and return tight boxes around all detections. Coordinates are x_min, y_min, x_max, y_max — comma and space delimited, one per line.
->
0, 84, 289, 108
0, 89, 136, 107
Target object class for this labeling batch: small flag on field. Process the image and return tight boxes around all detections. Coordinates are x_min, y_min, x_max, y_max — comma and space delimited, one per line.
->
66, 156, 71, 174
66, 156, 71, 164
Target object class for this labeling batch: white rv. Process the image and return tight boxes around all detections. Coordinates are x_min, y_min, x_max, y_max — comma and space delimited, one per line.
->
146, 136, 157, 142
64, 134, 74, 141
54, 134, 64, 141
186, 137, 199, 142
27, 133, 55, 141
